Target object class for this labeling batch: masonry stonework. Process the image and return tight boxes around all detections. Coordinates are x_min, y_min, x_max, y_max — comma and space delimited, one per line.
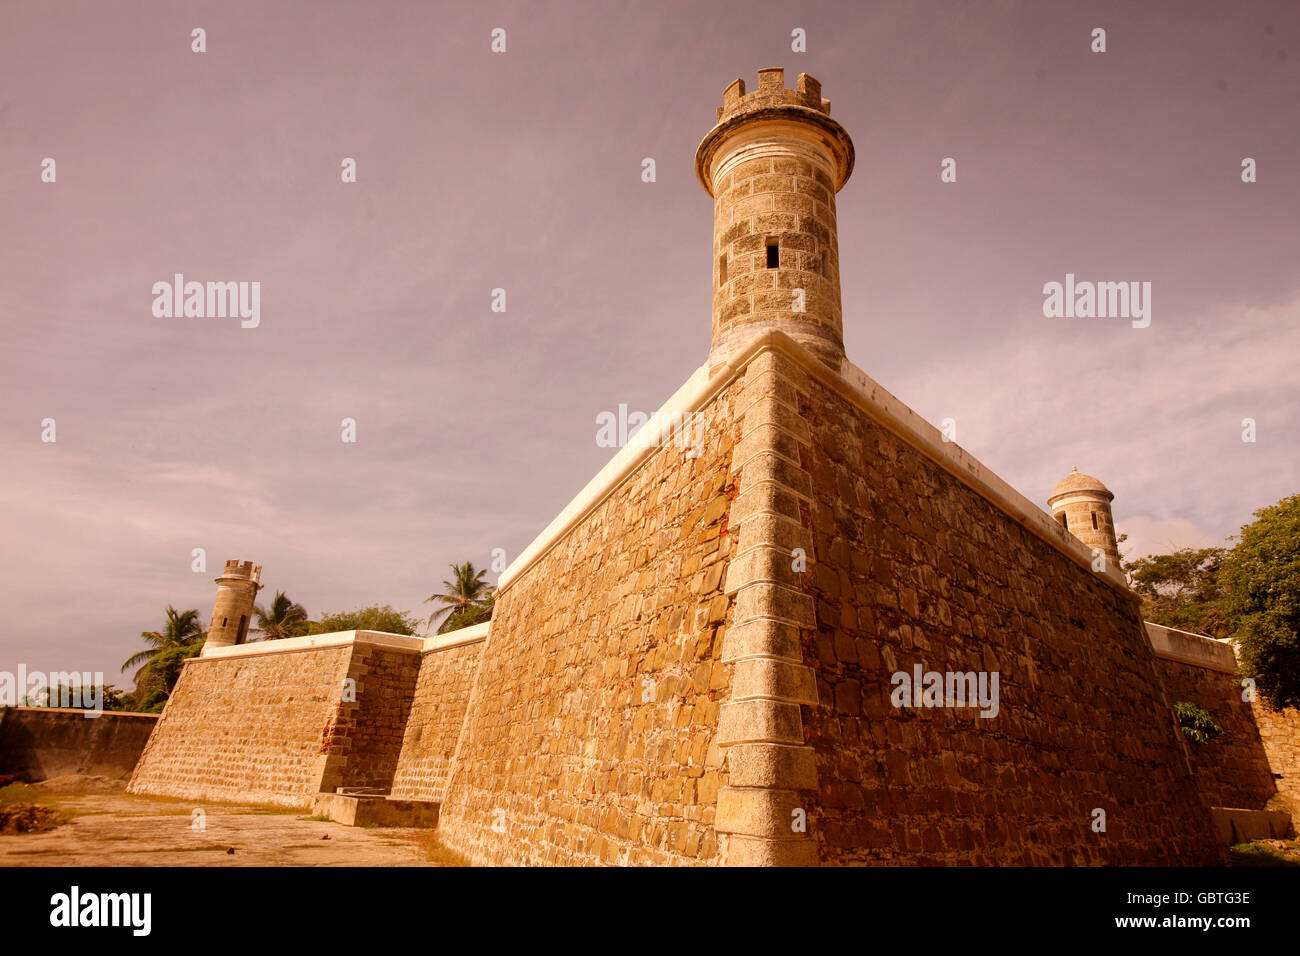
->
435, 374, 748, 866
390, 633, 487, 803
698, 68, 853, 369
1252, 700, 1300, 808
129, 635, 420, 807
771, 344, 1223, 864
116, 70, 1297, 864
1151, 656, 1277, 811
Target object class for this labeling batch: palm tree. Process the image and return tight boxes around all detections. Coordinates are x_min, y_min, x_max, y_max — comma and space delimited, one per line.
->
121, 605, 205, 683
253, 590, 309, 641
425, 561, 494, 634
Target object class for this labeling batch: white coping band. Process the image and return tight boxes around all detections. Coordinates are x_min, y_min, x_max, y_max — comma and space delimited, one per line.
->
1144, 622, 1238, 674
196, 629, 424, 661
497, 330, 1137, 601
497, 359, 739, 591
421, 621, 490, 652
191, 622, 493, 662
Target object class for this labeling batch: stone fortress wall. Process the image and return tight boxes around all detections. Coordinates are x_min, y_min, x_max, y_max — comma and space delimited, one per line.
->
0, 707, 158, 782
1146, 622, 1300, 812
128, 631, 422, 807
119, 69, 1296, 864
390, 624, 488, 803
434, 366, 747, 866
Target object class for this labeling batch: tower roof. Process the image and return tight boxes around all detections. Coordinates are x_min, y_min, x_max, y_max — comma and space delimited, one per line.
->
1048, 466, 1113, 503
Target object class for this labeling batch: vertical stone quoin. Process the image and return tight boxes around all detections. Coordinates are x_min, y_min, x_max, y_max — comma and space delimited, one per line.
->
716, 347, 821, 865
201, 560, 262, 654
696, 69, 855, 371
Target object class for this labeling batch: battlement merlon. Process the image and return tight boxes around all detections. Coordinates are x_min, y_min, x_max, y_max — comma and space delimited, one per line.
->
696, 69, 853, 197
217, 560, 263, 589
718, 69, 830, 121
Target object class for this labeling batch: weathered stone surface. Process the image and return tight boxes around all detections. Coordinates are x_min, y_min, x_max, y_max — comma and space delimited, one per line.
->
787, 350, 1225, 865
390, 638, 485, 803
1152, 656, 1278, 811
435, 373, 747, 867
128, 640, 419, 808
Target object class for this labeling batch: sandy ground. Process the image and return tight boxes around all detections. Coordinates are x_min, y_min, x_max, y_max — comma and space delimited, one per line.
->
0, 777, 439, 867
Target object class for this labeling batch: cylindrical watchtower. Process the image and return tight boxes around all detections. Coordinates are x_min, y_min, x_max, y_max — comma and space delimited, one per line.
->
202, 559, 262, 655
1048, 469, 1121, 572
695, 68, 855, 369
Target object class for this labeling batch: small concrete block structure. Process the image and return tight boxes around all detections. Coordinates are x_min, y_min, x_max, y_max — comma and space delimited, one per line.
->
311, 790, 440, 828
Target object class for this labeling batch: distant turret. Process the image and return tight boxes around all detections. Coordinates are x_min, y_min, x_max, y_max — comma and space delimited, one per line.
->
202, 559, 262, 655
1048, 468, 1120, 572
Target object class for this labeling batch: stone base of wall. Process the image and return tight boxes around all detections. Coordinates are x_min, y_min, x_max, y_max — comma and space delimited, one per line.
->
311, 791, 440, 827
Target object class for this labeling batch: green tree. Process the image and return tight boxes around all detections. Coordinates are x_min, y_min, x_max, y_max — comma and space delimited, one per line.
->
438, 591, 495, 634
253, 590, 309, 641
1221, 494, 1300, 710
122, 606, 205, 682
132, 645, 204, 713
1173, 701, 1223, 744
310, 604, 420, 636
424, 562, 494, 634
1125, 546, 1229, 639
26, 682, 132, 711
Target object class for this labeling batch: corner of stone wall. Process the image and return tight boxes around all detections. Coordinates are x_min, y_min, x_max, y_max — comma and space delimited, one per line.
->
317, 645, 367, 794
716, 346, 821, 866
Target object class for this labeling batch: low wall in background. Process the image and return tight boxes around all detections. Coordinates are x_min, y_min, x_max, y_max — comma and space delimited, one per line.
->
1251, 698, 1300, 809
128, 631, 421, 808
1146, 622, 1300, 819
0, 707, 158, 782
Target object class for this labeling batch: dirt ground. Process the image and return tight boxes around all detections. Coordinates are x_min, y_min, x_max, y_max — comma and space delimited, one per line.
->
0, 776, 448, 867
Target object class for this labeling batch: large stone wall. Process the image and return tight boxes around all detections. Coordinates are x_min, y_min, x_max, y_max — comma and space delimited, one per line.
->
1152, 657, 1276, 810
0, 707, 158, 782
435, 371, 747, 866
759, 342, 1222, 864
336, 645, 421, 792
129, 633, 420, 808
390, 627, 487, 803
1143, 624, 1278, 812
1252, 700, 1300, 809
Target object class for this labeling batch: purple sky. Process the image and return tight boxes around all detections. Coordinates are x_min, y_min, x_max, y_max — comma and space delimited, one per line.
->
2, 0, 1297, 687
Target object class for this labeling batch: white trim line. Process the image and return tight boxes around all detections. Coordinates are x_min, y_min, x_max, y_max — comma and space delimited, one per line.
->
196, 629, 424, 661
421, 621, 490, 652
494, 330, 1137, 602
497, 359, 738, 592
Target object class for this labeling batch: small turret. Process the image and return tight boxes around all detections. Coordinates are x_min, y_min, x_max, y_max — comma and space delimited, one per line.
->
1048, 468, 1121, 572
201, 559, 263, 655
